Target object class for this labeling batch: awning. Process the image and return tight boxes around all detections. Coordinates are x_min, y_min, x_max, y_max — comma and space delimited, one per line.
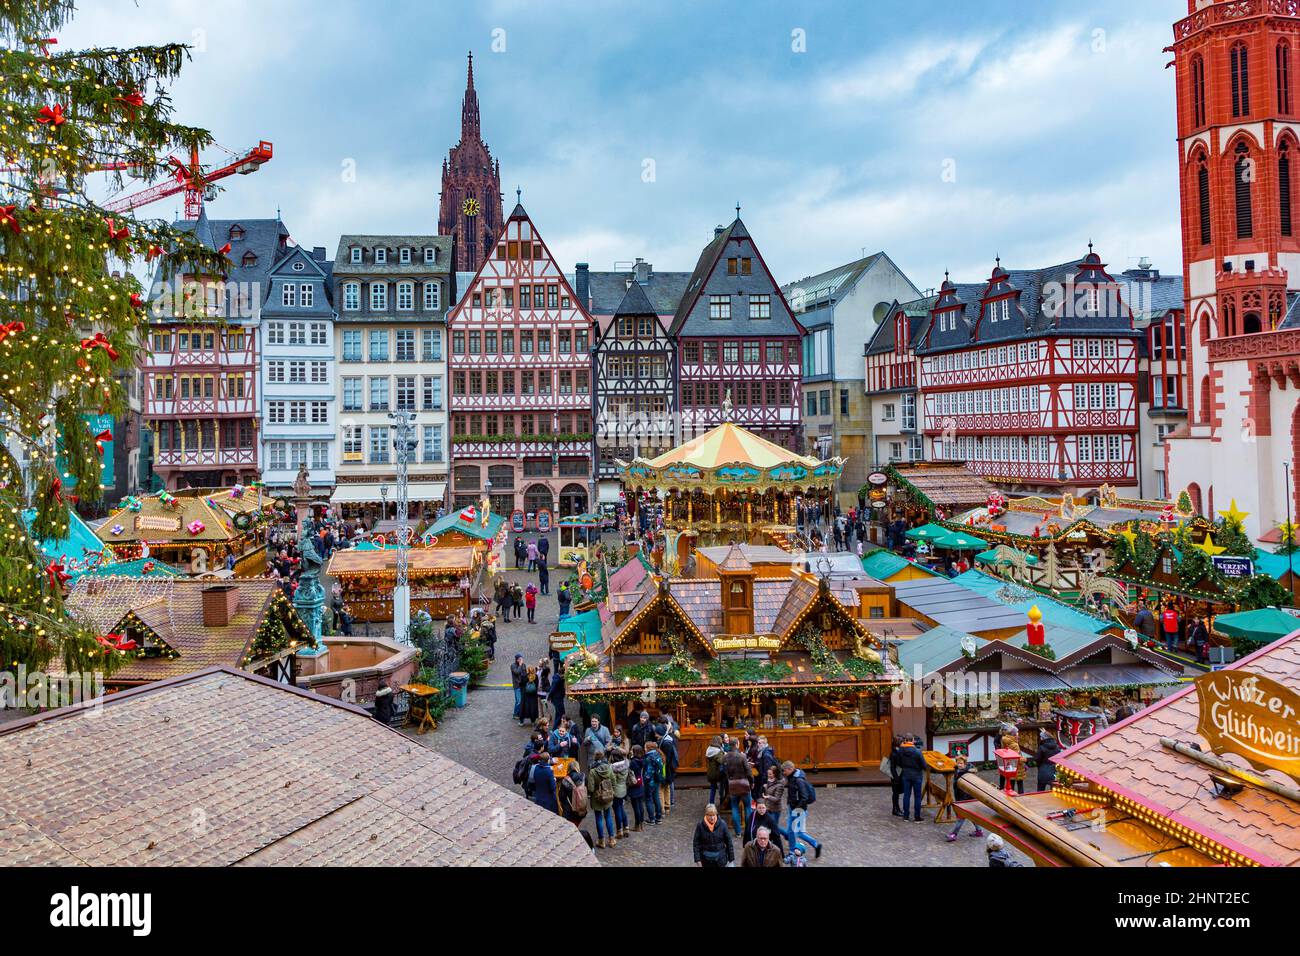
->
597, 481, 622, 504
331, 482, 446, 505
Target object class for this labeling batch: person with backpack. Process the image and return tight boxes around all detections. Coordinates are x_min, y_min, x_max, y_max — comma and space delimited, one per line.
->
783, 760, 823, 860
558, 766, 589, 828
588, 755, 618, 848
609, 747, 631, 840
692, 803, 734, 868
511, 583, 524, 620
627, 744, 648, 831
642, 740, 665, 825
537, 534, 550, 567
1035, 729, 1061, 791
525, 583, 538, 623
704, 735, 726, 806
583, 715, 612, 767
657, 723, 679, 816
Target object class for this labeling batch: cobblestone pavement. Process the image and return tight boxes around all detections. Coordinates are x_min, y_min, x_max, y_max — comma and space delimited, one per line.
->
405, 561, 1031, 867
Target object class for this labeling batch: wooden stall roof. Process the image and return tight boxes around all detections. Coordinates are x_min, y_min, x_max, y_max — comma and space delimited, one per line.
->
1053, 631, 1300, 866
888, 462, 999, 510
0, 667, 596, 867
328, 545, 476, 577
63, 577, 311, 682
891, 575, 1029, 634
97, 492, 243, 546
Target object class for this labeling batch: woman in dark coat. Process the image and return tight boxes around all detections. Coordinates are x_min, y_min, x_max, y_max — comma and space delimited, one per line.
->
692, 804, 734, 868
889, 735, 905, 816
519, 666, 541, 723
546, 665, 566, 726
1035, 731, 1062, 790
529, 757, 559, 814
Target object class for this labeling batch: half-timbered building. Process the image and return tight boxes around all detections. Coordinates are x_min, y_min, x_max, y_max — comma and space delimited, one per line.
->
917, 251, 1144, 495
671, 217, 804, 451
864, 294, 934, 466
579, 258, 690, 506
143, 210, 284, 490
448, 203, 596, 518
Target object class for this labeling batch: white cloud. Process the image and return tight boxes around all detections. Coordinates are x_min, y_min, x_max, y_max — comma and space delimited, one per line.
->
820, 37, 987, 104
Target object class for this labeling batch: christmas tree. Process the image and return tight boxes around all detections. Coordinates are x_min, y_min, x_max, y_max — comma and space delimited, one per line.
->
0, 1, 225, 677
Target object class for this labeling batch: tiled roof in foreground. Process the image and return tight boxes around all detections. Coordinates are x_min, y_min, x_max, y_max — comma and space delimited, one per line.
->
0, 667, 596, 867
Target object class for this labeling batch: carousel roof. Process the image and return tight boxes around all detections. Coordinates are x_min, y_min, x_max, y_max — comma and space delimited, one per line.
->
643, 421, 823, 471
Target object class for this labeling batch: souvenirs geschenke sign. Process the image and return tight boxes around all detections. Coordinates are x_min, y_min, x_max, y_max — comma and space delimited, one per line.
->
549, 632, 578, 652
1195, 669, 1300, 781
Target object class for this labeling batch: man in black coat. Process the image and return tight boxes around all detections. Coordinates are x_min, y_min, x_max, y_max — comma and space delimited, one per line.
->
510, 654, 526, 721
894, 734, 927, 822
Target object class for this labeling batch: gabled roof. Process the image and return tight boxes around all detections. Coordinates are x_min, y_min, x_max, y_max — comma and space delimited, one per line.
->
584, 270, 692, 317
865, 294, 936, 357
613, 279, 657, 317
716, 542, 753, 572
669, 217, 804, 338
781, 252, 883, 306
0, 667, 594, 867
425, 508, 506, 541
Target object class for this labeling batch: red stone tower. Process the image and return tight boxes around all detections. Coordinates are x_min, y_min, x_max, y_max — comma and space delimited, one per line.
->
439, 52, 504, 274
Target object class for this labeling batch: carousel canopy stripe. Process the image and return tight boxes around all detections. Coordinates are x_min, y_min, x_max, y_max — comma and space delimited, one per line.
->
624, 421, 838, 484
932, 530, 985, 550
1212, 607, 1300, 641
426, 509, 506, 540
904, 523, 950, 541
975, 547, 1039, 566
327, 546, 476, 576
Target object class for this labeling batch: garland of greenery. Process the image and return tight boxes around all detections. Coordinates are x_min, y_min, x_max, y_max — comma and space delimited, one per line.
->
564, 656, 598, 684
1020, 642, 1057, 661
451, 432, 593, 445
706, 658, 794, 685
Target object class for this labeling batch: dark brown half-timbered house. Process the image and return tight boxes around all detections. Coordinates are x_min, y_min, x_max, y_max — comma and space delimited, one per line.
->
671, 217, 805, 451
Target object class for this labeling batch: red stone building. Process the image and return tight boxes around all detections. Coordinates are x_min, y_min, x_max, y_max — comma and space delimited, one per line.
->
1166, 0, 1300, 541
447, 204, 595, 517
438, 53, 504, 276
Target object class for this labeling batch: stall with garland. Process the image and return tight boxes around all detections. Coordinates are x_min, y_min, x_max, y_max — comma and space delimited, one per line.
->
421, 502, 508, 579
327, 545, 480, 622
617, 418, 844, 554
95, 485, 281, 574
571, 548, 900, 774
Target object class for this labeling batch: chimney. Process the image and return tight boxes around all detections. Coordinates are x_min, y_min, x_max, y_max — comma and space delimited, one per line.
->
574, 262, 589, 310
201, 584, 239, 628
634, 258, 651, 283
714, 224, 725, 238
311, 246, 326, 262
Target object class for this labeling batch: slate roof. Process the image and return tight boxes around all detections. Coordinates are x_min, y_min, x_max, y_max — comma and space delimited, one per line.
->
1114, 269, 1185, 324
916, 254, 1147, 355
781, 253, 883, 314
63, 577, 309, 682
865, 294, 936, 357
583, 269, 692, 317
173, 211, 290, 299
1055, 632, 1300, 866
0, 667, 596, 867
332, 236, 454, 276
669, 218, 803, 338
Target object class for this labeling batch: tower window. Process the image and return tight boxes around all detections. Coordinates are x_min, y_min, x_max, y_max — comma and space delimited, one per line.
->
1198, 160, 1212, 245
1282, 143, 1294, 237
1235, 142, 1254, 239
1280, 42, 1292, 115
1191, 54, 1206, 128
1231, 42, 1250, 117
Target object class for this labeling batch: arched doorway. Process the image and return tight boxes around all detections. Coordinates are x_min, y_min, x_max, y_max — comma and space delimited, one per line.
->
523, 483, 553, 518
559, 483, 588, 517
1244, 311, 1262, 334
1187, 482, 1202, 515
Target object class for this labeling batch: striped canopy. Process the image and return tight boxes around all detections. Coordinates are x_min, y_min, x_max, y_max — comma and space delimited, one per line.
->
643, 422, 822, 471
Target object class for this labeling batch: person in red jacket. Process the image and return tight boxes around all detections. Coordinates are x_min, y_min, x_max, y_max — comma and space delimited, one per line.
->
1160, 603, 1180, 652
525, 583, 538, 623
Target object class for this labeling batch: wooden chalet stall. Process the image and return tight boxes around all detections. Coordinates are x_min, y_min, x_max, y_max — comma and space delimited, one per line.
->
95, 486, 273, 575
327, 545, 479, 622
571, 546, 900, 774
618, 419, 844, 555
952, 633, 1300, 867
884, 462, 999, 525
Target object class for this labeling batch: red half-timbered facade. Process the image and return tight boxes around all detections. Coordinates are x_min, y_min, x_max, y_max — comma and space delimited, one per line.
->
143, 212, 282, 489
918, 253, 1144, 494
671, 217, 804, 450
448, 203, 595, 517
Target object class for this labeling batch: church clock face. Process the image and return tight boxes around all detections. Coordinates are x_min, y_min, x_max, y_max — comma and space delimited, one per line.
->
462, 197, 480, 217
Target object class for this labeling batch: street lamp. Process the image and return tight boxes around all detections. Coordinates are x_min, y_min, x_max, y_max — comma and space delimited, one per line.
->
388, 409, 416, 646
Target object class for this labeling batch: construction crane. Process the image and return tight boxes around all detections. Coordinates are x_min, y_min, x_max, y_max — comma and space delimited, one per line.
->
101, 140, 273, 218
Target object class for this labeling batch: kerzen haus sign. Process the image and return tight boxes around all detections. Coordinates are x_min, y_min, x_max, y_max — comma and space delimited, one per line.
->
1195, 670, 1300, 780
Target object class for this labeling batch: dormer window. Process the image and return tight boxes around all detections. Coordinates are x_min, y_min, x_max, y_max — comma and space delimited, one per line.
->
241, 251, 257, 267
350, 247, 361, 264
1086, 288, 1100, 314
400, 247, 411, 264
375, 248, 387, 264
424, 247, 436, 264
228, 225, 245, 241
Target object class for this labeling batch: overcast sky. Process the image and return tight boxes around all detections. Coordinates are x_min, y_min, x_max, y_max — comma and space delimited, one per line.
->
68, 0, 1187, 290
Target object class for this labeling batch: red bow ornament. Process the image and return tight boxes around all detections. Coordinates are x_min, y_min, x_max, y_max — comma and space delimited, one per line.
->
115, 91, 145, 117
0, 321, 24, 344
33, 37, 57, 56
49, 476, 64, 504
145, 244, 164, 262
104, 218, 130, 241
36, 104, 66, 127
218, 242, 232, 255
81, 332, 119, 360
129, 292, 145, 309
94, 429, 113, 454
0, 205, 20, 234
45, 559, 70, 590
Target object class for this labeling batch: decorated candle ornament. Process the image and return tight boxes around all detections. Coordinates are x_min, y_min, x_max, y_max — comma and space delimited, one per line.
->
1026, 605, 1046, 646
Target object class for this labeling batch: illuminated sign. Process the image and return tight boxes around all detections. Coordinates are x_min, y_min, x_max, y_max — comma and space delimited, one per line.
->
1195, 670, 1300, 781
712, 635, 781, 651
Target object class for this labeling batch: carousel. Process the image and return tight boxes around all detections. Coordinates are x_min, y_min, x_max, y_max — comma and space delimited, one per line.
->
618, 399, 844, 560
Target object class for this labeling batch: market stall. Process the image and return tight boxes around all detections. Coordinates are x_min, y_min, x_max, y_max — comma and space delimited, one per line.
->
572, 549, 900, 774
327, 545, 479, 622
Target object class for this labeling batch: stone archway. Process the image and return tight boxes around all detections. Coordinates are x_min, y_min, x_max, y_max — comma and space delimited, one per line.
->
558, 483, 588, 517
523, 483, 553, 517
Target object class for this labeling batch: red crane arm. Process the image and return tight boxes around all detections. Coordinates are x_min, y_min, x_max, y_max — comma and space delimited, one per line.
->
101, 141, 272, 215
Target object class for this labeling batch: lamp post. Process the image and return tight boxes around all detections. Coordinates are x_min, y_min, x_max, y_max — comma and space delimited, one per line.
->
389, 409, 416, 645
